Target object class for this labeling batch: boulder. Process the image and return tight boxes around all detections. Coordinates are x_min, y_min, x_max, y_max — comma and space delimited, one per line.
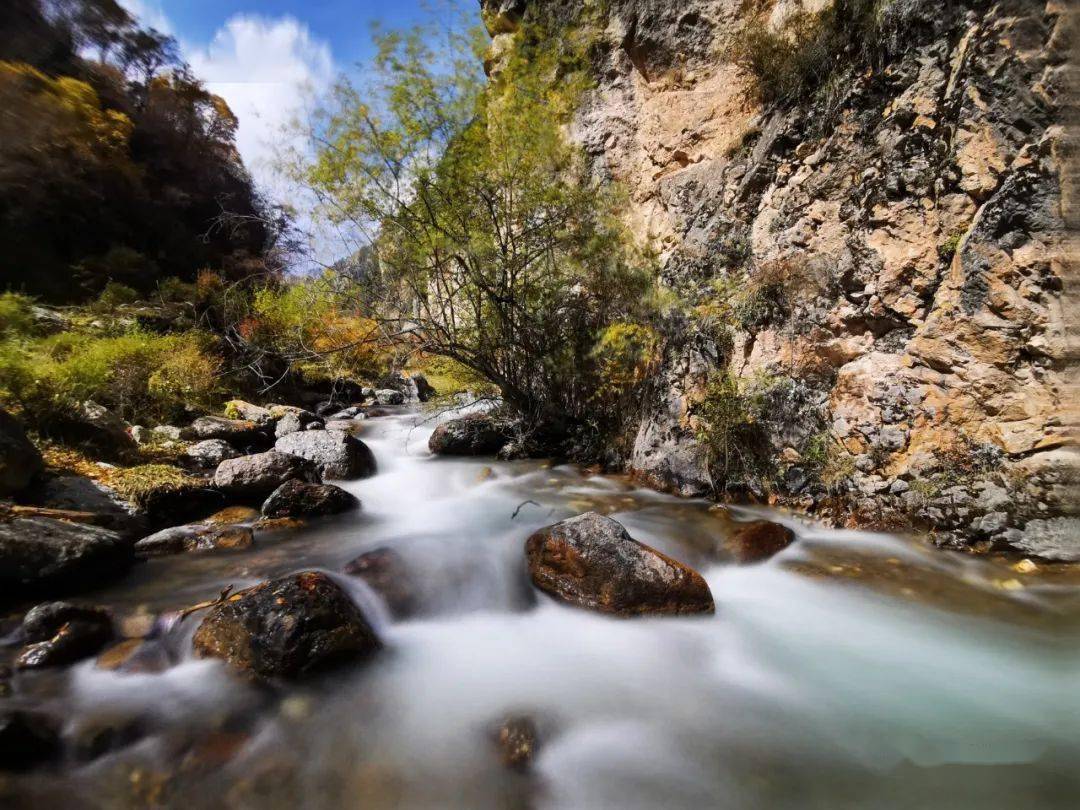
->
213, 451, 320, 499
274, 430, 376, 480
17, 603, 113, 669
343, 547, 417, 619
192, 571, 382, 679
62, 401, 136, 457
724, 520, 796, 563
0, 408, 43, 495
134, 524, 254, 557
428, 414, 510, 457
185, 439, 240, 468
0, 517, 132, 603
0, 710, 61, 771
32, 475, 148, 539
524, 512, 714, 616
411, 373, 436, 403
184, 416, 270, 448
328, 406, 361, 420
274, 408, 324, 438
490, 715, 539, 772
374, 388, 405, 406
224, 400, 274, 426
261, 480, 359, 519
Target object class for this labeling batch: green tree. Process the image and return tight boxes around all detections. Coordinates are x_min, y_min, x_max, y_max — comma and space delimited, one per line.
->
296, 20, 654, 434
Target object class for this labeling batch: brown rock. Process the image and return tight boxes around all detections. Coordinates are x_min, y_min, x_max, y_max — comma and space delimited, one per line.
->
490, 715, 539, 772
134, 524, 254, 557
524, 512, 714, 616
725, 520, 796, 563
343, 547, 418, 619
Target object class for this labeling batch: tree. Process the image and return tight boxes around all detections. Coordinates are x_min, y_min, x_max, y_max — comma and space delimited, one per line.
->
296, 20, 655, 435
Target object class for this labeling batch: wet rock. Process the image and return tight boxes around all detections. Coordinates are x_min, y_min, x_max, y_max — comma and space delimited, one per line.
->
0, 517, 132, 603
185, 439, 240, 468
21, 600, 111, 643
202, 506, 260, 526
261, 480, 359, 519
343, 547, 418, 619
0, 710, 61, 771
60, 400, 136, 457
213, 450, 321, 499
192, 571, 382, 679
184, 416, 270, 448
328, 406, 361, 420
17, 615, 113, 669
273, 408, 324, 438
428, 414, 510, 457
524, 512, 715, 616
0, 408, 43, 495
95, 638, 170, 673
490, 715, 539, 772
32, 475, 148, 539
724, 520, 796, 563
374, 388, 405, 405
411, 373, 436, 403
134, 524, 254, 557
274, 430, 376, 480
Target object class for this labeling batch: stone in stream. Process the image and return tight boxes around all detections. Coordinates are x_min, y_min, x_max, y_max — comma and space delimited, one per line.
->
261, 480, 359, 519
185, 438, 240, 468
0, 517, 132, 604
524, 512, 714, 616
724, 520, 796, 563
343, 547, 418, 619
20, 600, 112, 643
374, 388, 405, 405
490, 715, 540, 772
192, 571, 382, 680
274, 430, 376, 480
0, 710, 61, 771
134, 523, 254, 557
0, 408, 43, 496
428, 414, 511, 457
273, 407, 324, 438
184, 415, 271, 448
213, 450, 321, 499
17, 601, 113, 669
32, 474, 148, 540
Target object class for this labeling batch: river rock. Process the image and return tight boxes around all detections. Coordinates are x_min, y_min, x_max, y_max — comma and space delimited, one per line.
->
274, 430, 376, 480
0, 408, 43, 495
65, 400, 136, 456
524, 512, 714, 616
192, 571, 382, 680
490, 715, 539, 772
343, 547, 417, 619
0, 710, 61, 771
328, 406, 361, 420
186, 439, 240, 467
274, 408, 324, 438
185, 416, 270, 447
0, 517, 132, 603
261, 480, 359, 519
428, 415, 510, 457
374, 388, 405, 405
21, 600, 111, 643
17, 605, 114, 670
213, 450, 321, 499
724, 520, 796, 563
225, 400, 274, 426
134, 524, 254, 557
32, 475, 148, 539
411, 373, 436, 403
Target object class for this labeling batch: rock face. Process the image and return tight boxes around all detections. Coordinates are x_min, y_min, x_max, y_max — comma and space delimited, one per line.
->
134, 524, 254, 557
0, 408, 42, 495
213, 451, 321, 499
724, 520, 796, 563
185, 439, 240, 468
480, 0, 1079, 546
274, 430, 376, 479
428, 415, 510, 457
261, 480, 359, 519
0, 517, 132, 602
192, 571, 381, 679
524, 512, 715, 616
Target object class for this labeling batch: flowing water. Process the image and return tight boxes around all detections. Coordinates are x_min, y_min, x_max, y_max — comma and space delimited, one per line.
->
3, 408, 1079, 809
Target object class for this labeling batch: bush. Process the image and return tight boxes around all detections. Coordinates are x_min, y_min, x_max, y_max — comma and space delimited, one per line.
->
0, 292, 36, 338
94, 281, 140, 309
695, 372, 774, 491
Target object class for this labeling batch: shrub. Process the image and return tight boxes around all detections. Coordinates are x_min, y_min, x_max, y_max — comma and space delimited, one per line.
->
155, 276, 198, 303
695, 372, 774, 491
0, 292, 36, 338
94, 281, 140, 309
590, 323, 660, 395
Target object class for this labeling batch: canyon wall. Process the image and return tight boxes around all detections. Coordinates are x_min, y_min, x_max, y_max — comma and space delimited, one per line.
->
482, 0, 1079, 554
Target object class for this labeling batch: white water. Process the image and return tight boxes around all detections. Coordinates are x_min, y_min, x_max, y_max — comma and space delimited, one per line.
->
6, 408, 1079, 809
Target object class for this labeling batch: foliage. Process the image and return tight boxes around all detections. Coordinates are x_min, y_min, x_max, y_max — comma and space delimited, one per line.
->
295, 18, 656, 435
938, 230, 964, 263
803, 431, 856, 490
94, 280, 139, 308
695, 372, 774, 491
0, 292, 37, 339
590, 323, 660, 395
101, 463, 195, 508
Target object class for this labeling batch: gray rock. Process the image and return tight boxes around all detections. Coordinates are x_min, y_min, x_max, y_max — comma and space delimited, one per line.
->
185, 439, 240, 468
328, 406, 361, 420
274, 408, 324, 438
971, 511, 1009, 537
16, 602, 113, 670
0, 409, 43, 496
225, 401, 274, 425
151, 425, 183, 442
212, 450, 321, 499
134, 523, 254, 557
261, 479, 359, 519
1005, 518, 1080, 562
66, 401, 135, 456
184, 416, 268, 446
524, 512, 715, 616
0, 518, 132, 602
33, 475, 147, 539
428, 415, 511, 457
274, 430, 376, 479
374, 389, 405, 405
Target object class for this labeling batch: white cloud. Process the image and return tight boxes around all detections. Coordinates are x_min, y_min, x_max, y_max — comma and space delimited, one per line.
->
186, 15, 335, 194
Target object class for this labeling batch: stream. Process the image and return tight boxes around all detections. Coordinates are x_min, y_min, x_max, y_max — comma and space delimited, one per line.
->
3, 407, 1079, 809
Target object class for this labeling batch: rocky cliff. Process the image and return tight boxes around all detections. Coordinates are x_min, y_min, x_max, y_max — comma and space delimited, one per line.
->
482, 0, 1079, 555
